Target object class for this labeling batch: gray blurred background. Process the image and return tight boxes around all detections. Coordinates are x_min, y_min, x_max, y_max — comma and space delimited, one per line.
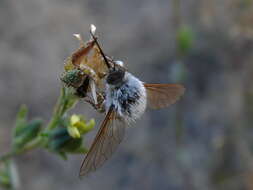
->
1, 0, 253, 189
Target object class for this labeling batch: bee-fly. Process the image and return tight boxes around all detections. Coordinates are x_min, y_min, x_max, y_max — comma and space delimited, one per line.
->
79, 26, 185, 176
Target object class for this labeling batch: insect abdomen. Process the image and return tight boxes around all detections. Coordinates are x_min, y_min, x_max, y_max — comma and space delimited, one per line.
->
119, 85, 140, 116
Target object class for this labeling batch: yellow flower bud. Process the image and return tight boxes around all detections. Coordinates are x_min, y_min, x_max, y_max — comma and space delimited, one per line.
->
79, 119, 95, 134
70, 114, 81, 126
68, 115, 95, 137
67, 126, 81, 139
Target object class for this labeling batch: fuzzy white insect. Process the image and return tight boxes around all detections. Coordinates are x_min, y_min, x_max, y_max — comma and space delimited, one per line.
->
105, 68, 147, 123
79, 25, 185, 177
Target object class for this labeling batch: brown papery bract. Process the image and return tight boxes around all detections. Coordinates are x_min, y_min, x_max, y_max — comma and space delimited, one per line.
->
64, 34, 108, 90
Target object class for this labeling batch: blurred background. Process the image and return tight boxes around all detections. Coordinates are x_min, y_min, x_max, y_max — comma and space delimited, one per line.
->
1, 0, 253, 189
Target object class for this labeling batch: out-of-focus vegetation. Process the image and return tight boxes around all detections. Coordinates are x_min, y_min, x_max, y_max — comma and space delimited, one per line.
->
0, 87, 95, 189
1, 0, 253, 189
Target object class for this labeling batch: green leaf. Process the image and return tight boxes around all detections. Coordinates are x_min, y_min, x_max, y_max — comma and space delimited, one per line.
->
13, 105, 28, 137
13, 119, 43, 150
47, 127, 84, 157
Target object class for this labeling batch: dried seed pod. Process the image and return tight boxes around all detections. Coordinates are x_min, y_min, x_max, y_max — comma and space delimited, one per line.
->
62, 25, 108, 105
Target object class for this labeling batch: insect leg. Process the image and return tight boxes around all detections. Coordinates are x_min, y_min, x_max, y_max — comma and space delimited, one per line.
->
83, 94, 105, 113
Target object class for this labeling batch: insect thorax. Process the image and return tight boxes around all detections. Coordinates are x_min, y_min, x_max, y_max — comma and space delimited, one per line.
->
106, 73, 147, 122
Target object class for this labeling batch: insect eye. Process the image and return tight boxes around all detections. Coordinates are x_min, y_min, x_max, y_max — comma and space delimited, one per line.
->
106, 70, 125, 85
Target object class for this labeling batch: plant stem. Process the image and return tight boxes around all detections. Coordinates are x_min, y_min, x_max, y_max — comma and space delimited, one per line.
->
46, 87, 65, 131
46, 87, 77, 130
0, 137, 43, 163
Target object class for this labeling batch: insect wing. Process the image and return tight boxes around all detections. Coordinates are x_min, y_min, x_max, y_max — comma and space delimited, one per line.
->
144, 83, 185, 109
79, 106, 126, 176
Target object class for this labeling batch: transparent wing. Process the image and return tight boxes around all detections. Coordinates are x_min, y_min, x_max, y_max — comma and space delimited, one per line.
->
144, 83, 185, 109
79, 106, 126, 176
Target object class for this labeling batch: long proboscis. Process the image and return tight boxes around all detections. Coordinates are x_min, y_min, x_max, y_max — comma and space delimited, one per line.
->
89, 29, 111, 69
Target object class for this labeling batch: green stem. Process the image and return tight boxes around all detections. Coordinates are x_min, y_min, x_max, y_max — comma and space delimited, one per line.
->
46, 88, 65, 130
46, 87, 77, 130
0, 137, 43, 163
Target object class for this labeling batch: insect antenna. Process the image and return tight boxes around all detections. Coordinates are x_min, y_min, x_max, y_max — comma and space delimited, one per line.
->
89, 28, 111, 69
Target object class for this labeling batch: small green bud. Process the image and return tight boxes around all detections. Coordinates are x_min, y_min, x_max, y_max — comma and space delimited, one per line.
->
47, 128, 83, 155
48, 127, 70, 151
61, 137, 82, 153
61, 69, 84, 88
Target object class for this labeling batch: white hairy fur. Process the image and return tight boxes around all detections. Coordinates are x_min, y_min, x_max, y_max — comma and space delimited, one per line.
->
105, 72, 147, 124
114, 61, 124, 67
